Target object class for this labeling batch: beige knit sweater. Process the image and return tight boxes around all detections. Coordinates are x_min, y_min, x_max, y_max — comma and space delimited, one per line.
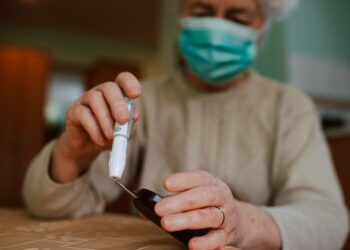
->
23, 71, 349, 249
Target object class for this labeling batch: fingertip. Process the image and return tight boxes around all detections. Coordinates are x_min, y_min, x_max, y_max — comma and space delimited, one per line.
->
127, 87, 141, 99
133, 109, 141, 121
160, 217, 169, 231
116, 72, 142, 98
163, 174, 180, 192
155, 201, 165, 217
115, 110, 129, 124
188, 237, 199, 250
163, 176, 172, 192
118, 116, 129, 125
160, 216, 178, 232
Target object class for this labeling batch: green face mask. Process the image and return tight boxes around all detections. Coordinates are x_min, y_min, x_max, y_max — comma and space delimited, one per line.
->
178, 17, 259, 85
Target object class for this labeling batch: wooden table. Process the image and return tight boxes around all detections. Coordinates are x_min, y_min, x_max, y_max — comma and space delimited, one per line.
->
0, 209, 239, 249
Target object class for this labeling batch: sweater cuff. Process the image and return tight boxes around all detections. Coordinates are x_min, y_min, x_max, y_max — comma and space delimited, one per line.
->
263, 206, 294, 250
264, 200, 350, 250
42, 141, 92, 190
23, 140, 93, 218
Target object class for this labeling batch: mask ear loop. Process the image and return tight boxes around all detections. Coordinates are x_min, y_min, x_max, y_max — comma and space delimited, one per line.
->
257, 20, 271, 50
262, 20, 271, 33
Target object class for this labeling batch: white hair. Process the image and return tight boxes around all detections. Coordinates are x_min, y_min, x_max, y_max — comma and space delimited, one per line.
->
260, 0, 299, 21
169, 0, 299, 22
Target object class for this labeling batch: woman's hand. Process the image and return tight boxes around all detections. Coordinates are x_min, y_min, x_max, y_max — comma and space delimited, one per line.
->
155, 170, 244, 249
155, 170, 282, 250
51, 72, 142, 183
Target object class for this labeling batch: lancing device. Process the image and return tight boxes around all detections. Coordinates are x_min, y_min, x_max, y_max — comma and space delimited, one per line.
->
109, 97, 135, 180
108, 99, 209, 245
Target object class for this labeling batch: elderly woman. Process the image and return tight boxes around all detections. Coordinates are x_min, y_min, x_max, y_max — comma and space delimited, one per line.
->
23, 0, 349, 249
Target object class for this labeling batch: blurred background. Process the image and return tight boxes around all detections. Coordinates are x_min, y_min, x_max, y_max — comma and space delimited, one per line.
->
0, 0, 349, 246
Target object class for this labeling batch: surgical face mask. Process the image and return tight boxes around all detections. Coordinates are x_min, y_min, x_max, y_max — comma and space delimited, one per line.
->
178, 17, 259, 85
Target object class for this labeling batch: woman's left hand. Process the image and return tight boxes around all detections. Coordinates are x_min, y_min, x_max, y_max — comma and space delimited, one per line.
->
155, 170, 246, 250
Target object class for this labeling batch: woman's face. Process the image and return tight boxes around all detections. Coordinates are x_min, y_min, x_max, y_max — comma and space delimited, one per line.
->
180, 0, 265, 31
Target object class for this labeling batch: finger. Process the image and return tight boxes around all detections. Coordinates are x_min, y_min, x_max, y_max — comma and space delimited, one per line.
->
155, 186, 224, 216
138, 212, 147, 220
115, 72, 142, 99
97, 107, 140, 150
160, 207, 224, 232
101, 139, 113, 151
133, 108, 141, 122
74, 105, 106, 146
163, 170, 219, 193
189, 229, 226, 250
97, 82, 129, 124
80, 90, 114, 140
131, 109, 141, 136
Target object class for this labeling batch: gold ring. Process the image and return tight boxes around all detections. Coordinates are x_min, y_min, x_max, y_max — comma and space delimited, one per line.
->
217, 207, 225, 227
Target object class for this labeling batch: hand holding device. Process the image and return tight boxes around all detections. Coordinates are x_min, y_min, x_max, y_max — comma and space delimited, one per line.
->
112, 180, 210, 245
51, 72, 141, 183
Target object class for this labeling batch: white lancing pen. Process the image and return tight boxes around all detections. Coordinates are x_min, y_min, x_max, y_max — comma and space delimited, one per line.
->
109, 98, 134, 181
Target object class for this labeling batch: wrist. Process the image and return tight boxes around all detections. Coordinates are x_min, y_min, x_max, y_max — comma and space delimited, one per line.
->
50, 135, 96, 183
234, 201, 282, 250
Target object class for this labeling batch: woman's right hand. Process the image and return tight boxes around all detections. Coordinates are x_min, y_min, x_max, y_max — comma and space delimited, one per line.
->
50, 72, 142, 183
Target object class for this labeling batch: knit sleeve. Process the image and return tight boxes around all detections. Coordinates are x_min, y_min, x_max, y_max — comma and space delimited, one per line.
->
22, 102, 146, 219
265, 86, 349, 250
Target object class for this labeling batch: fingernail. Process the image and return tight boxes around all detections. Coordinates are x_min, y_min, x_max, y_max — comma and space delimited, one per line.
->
116, 109, 129, 123
130, 87, 140, 96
